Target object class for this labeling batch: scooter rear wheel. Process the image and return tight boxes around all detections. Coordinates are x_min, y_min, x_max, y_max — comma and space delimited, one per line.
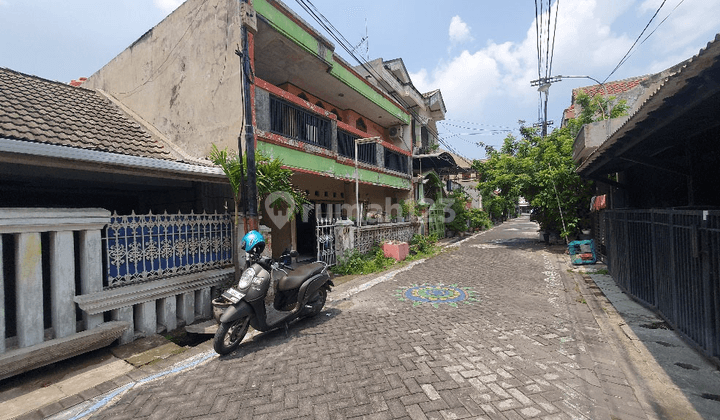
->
306, 288, 327, 317
213, 315, 250, 355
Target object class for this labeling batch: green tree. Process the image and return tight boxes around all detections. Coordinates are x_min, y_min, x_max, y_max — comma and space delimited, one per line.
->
446, 189, 470, 234
473, 97, 626, 240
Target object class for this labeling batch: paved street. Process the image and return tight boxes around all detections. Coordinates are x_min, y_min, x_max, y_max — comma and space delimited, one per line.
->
88, 217, 673, 419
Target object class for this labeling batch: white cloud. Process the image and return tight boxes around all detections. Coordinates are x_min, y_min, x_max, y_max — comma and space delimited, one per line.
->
639, 0, 720, 52
409, 0, 720, 158
413, 0, 654, 118
154, 0, 184, 13
448, 15, 473, 44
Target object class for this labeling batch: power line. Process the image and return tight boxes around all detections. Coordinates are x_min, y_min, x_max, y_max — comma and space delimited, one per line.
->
439, 122, 512, 133
611, 0, 686, 73
548, 0, 560, 77
442, 119, 515, 131
603, 0, 667, 83
294, 0, 475, 163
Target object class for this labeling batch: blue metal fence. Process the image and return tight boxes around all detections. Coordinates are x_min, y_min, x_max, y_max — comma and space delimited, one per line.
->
605, 209, 720, 363
104, 211, 233, 288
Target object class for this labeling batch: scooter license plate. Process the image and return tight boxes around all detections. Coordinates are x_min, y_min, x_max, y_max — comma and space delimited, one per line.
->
222, 288, 245, 304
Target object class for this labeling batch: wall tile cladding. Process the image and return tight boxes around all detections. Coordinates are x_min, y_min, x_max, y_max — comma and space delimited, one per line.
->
0, 68, 175, 161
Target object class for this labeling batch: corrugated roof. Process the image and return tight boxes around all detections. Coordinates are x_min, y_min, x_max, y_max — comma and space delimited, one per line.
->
577, 32, 720, 177
0, 67, 176, 162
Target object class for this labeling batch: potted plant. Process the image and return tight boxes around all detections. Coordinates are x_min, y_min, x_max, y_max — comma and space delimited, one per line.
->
400, 200, 411, 222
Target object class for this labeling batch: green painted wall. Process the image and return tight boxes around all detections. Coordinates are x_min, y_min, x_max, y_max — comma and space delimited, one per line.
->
258, 141, 411, 190
254, 0, 410, 125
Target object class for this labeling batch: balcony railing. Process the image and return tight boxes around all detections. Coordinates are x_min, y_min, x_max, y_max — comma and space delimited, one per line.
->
385, 148, 408, 174
336, 130, 378, 166
270, 96, 331, 149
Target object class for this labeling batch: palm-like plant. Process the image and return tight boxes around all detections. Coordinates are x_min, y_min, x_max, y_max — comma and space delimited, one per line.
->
209, 145, 308, 272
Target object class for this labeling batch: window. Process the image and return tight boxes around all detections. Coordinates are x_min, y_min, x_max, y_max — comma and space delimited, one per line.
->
269, 96, 331, 149
338, 130, 377, 165
384, 149, 408, 174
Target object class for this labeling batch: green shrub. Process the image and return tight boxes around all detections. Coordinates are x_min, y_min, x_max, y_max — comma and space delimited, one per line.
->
332, 244, 395, 276
468, 208, 492, 230
409, 233, 439, 256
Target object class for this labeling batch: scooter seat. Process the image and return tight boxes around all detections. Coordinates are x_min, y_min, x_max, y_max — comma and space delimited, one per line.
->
278, 262, 325, 291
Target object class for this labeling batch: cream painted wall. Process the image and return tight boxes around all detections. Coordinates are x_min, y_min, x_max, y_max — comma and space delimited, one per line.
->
84, 0, 245, 159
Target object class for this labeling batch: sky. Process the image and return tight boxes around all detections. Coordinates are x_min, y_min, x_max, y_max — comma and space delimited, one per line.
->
1, 0, 719, 161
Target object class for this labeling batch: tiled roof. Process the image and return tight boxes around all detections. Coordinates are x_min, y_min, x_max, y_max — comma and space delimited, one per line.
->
69, 77, 87, 87
564, 76, 649, 120
571, 76, 648, 100
0, 67, 175, 161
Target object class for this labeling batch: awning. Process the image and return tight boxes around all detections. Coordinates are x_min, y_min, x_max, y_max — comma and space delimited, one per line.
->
412, 151, 464, 173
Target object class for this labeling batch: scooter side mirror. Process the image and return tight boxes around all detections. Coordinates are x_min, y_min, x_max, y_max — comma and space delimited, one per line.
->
289, 250, 299, 258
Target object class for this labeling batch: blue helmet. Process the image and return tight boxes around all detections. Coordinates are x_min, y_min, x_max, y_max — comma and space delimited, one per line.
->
241, 230, 265, 254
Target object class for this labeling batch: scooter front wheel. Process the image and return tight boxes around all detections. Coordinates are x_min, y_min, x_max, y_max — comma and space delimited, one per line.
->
213, 315, 250, 355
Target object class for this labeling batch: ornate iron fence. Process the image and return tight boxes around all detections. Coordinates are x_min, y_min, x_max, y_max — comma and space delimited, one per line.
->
355, 222, 414, 255
316, 218, 337, 266
104, 211, 233, 288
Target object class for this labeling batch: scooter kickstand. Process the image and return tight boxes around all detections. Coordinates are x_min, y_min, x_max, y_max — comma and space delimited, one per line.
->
283, 322, 289, 337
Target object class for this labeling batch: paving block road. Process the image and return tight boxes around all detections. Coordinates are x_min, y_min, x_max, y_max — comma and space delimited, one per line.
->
84, 217, 707, 420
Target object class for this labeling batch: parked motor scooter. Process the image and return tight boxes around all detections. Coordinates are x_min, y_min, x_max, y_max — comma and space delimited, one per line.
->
212, 230, 333, 355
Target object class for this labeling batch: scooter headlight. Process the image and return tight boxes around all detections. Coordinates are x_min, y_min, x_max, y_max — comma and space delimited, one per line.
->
237, 267, 256, 290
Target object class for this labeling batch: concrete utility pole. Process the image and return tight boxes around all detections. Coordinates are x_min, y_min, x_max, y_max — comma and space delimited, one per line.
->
531, 75, 612, 139
240, 0, 259, 231
530, 76, 561, 137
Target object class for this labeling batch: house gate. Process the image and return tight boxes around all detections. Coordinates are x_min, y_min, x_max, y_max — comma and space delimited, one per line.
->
316, 218, 337, 266
429, 199, 446, 238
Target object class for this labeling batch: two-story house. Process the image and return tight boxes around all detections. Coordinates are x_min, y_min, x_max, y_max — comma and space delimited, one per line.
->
83, 0, 446, 260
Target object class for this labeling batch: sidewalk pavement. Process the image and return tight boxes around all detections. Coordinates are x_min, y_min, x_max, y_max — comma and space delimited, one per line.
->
568, 263, 720, 419
0, 244, 457, 420
0, 221, 717, 419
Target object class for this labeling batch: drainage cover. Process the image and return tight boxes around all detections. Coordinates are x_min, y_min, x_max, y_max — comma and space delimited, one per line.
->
675, 362, 700, 370
640, 321, 670, 330
701, 393, 720, 402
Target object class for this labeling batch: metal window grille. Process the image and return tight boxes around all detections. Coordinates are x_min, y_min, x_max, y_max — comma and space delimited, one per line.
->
337, 130, 356, 159
104, 211, 233, 288
384, 149, 408, 174
338, 130, 377, 165
270, 96, 331, 149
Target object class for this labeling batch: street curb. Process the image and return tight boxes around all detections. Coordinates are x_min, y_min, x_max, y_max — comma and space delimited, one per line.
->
12, 343, 217, 420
